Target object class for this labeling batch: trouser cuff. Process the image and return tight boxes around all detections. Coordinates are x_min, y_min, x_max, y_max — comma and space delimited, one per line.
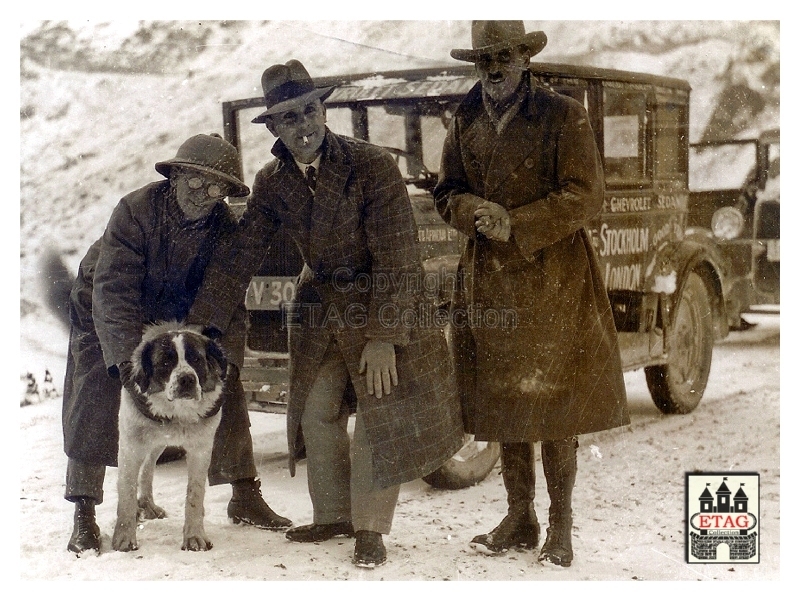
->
65, 458, 106, 504
208, 463, 258, 487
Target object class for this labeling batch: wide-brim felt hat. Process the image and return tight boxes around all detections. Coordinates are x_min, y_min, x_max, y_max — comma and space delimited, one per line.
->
155, 133, 250, 197
251, 59, 335, 124
451, 20, 547, 62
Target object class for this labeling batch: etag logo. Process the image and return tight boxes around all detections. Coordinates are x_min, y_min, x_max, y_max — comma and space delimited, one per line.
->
685, 473, 760, 563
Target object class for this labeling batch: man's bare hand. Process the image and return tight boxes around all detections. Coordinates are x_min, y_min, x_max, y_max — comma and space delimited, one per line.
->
359, 340, 398, 399
475, 201, 511, 242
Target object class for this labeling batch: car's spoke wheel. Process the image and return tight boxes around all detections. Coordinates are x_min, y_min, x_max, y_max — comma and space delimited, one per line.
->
645, 272, 714, 414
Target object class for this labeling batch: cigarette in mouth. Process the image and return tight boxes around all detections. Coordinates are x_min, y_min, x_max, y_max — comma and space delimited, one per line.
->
303, 136, 309, 145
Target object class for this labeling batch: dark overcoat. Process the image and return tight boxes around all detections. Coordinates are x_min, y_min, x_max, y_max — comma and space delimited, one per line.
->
62, 181, 247, 465
189, 129, 464, 488
434, 73, 630, 442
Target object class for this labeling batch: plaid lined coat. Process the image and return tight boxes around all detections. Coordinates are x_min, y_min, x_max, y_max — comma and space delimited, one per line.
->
434, 74, 629, 442
189, 129, 463, 488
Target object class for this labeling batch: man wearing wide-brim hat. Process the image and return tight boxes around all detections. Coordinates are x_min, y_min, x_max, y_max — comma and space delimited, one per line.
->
62, 134, 293, 555
188, 60, 463, 568
434, 21, 630, 568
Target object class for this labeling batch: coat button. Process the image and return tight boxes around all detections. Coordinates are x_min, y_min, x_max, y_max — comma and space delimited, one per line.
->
524, 158, 534, 169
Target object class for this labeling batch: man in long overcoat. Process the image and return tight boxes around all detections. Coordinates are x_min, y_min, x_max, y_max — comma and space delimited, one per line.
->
62, 134, 292, 555
188, 60, 463, 568
434, 22, 630, 568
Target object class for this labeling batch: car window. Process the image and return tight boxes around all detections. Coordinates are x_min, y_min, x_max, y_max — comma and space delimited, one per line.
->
767, 144, 780, 180
653, 101, 686, 180
689, 143, 757, 192
603, 87, 648, 185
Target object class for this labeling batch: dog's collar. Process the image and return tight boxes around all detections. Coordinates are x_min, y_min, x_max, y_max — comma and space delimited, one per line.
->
200, 394, 225, 420
129, 384, 171, 423
128, 384, 226, 423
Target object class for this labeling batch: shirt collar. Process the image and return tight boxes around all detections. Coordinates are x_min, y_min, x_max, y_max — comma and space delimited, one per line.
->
294, 154, 321, 174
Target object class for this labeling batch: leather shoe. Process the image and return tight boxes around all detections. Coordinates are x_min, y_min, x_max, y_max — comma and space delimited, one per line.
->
285, 521, 355, 543
352, 530, 387, 568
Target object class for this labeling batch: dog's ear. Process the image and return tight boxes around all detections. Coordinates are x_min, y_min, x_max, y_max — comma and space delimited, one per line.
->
132, 341, 153, 392
205, 338, 228, 378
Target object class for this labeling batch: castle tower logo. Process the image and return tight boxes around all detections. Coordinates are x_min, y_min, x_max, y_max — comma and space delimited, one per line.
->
685, 472, 760, 563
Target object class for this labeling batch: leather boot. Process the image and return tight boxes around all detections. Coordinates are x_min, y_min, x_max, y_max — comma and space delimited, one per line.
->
538, 437, 577, 567
228, 478, 293, 530
470, 442, 540, 554
67, 497, 101, 555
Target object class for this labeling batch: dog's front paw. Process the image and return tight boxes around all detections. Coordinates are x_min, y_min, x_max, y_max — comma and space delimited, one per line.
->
182, 535, 213, 551
112, 521, 139, 552
137, 497, 167, 520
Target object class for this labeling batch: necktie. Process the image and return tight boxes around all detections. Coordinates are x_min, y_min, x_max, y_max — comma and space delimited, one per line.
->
305, 165, 317, 191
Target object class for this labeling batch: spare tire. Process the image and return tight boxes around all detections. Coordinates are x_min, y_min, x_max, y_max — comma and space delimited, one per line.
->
422, 435, 501, 490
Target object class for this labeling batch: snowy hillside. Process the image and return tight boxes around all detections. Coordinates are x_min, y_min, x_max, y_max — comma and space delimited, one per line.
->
19, 20, 780, 383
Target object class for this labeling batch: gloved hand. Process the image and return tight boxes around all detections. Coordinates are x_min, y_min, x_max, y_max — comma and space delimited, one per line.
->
475, 201, 511, 242
117, 361, 134, 388
359, 340, 398, 399
186, 323, 222, 341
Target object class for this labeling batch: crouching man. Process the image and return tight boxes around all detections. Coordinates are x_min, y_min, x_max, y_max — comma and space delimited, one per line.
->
62, 134, 293, 555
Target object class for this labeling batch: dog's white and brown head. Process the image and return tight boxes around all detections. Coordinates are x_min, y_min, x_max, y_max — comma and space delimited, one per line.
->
129, 322, 227, 423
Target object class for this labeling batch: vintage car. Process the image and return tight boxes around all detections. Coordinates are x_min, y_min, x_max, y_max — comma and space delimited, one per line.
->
688, 129, 780, 325
222, 63, 745, 489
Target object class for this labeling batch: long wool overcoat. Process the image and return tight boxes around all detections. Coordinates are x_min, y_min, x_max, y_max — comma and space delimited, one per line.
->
189, 129, 464, 488
433, 74, 630, 442
62, 181, 248, 466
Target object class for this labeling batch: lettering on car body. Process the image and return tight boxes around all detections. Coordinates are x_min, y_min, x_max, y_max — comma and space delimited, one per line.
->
656, 194, 688, 210
418, 226, 459, 243
604, 262, 642, 289
599, 224, 650, 257
606, 196, 652, 213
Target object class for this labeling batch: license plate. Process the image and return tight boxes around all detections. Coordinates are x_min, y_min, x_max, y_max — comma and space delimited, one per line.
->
767, 239, 780, 262
246, 276, 296, 310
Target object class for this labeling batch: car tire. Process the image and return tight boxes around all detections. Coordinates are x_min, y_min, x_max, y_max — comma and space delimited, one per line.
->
422, 435, 501, 490
645, 272, 714, 414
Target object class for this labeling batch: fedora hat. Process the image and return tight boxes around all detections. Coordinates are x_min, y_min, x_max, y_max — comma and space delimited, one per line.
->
251, 59, 335, 124
450, 21, 547, 62
155, 133, 250, 197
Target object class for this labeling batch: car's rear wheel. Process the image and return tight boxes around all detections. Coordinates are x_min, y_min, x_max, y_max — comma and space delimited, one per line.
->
645, 272, 714, 414
422, 435, 501, 490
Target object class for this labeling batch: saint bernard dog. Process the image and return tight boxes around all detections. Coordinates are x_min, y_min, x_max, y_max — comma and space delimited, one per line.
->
112, 322, 227, 552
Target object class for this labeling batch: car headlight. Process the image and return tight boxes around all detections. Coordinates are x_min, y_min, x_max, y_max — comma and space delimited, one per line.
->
711, 206, 745, 240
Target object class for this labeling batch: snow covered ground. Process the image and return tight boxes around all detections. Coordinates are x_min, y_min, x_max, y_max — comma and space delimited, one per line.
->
19, 312, 782, 587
